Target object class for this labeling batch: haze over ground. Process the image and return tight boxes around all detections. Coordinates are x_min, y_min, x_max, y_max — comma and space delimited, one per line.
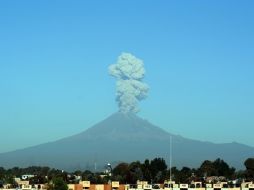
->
0, 1, 254, 153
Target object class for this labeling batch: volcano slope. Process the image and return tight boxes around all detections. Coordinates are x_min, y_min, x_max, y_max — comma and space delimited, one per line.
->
0, 112, 253, 170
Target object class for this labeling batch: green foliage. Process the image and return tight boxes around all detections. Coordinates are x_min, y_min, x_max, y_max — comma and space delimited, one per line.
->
0, 157, 252, 185
49, 177, 68, 190
244, 158, 254, 180
245, 158, 254, 170
80, 170, 107, 184
199, 160, 216, 176
150, 158, 167, 182
198, 159, 235, 179
73, 170, 82, 176
128, 161, 143, 183
29, 175, 47, 185
112, 163, 129, 183
112, 158, 167, 184
179, 167, 192, 183
169, 166, 197, 184
142, 159, 152, 182
0, 167, 5, 180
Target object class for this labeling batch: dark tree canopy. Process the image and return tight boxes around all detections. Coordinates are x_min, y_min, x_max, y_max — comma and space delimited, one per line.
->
244, 158, 254, 170
0, 157, 253, 184
244, 158, 254, 180
49, 177, 68, 190
198, 159, 235, 179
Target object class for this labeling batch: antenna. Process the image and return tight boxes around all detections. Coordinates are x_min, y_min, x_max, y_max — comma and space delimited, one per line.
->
94, 153, 97, 172
170, 135, 172, 183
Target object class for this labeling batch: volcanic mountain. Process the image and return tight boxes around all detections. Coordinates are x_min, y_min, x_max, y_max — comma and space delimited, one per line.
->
0, 112, 253, 170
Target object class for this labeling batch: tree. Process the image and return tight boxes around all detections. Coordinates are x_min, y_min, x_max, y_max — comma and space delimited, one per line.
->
49, 177, 68, 190
168, 167, 179, 182
0, 167, 5, 180
128, 161, 143, 184
73, 170, 82, 176
113, 163, 129, 183
179, 167, 192, 183
150, 158, 167, 182
199, 160, 216, 177
142, 160, 152, 182
244, 158, 254, 180
245, 158, 254, 170
213, 159, 235, 179
113, 163, 129, 177
198, 159, 235, 179
29, 175, 46, 185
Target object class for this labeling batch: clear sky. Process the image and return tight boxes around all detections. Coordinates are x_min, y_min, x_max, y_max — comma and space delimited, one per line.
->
0, 0, 254, 153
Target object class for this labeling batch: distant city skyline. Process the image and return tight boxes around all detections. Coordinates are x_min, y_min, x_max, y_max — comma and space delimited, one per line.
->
0, 0, 254, 153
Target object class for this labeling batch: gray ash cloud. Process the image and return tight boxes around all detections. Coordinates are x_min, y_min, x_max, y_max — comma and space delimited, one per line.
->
109, 53, 149, 113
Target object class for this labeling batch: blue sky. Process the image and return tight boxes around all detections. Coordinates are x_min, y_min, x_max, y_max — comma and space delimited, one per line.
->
0, 0, 254, 153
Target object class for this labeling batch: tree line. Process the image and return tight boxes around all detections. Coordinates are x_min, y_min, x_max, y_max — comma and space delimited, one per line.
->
0, 157, 254, 187
112, 158, 254, 184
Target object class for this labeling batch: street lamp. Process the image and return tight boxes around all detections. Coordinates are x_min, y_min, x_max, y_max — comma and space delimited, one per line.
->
107, 163, 113, 190
107, 163, 112, 177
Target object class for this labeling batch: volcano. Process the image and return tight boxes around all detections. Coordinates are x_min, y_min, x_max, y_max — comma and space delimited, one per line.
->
0, 112, 253, 170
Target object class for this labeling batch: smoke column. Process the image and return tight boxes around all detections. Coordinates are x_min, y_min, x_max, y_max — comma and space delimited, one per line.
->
109, 53, 149, 113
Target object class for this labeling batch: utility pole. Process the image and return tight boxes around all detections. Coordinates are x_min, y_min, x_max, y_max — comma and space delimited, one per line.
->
170, 135, 172, 184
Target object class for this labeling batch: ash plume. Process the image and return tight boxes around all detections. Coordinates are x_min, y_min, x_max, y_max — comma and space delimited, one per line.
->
109, 53, 149, 113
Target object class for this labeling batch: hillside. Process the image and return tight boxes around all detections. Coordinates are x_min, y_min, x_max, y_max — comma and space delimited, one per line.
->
0, 112, 253, 170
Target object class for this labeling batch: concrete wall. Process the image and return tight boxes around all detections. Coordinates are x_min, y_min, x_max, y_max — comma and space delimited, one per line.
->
68, 184, 83, 190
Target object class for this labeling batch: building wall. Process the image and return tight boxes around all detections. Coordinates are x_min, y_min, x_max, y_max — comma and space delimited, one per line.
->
90, 184, 105, 190
68, 184, 83, 190
119, 184, 125, 190
104, 184, 111, 190
86, 184, 125, 190
75, 184, 83, 190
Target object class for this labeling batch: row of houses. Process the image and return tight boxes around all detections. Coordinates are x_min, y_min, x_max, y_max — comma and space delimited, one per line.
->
1, 179, 254, 190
